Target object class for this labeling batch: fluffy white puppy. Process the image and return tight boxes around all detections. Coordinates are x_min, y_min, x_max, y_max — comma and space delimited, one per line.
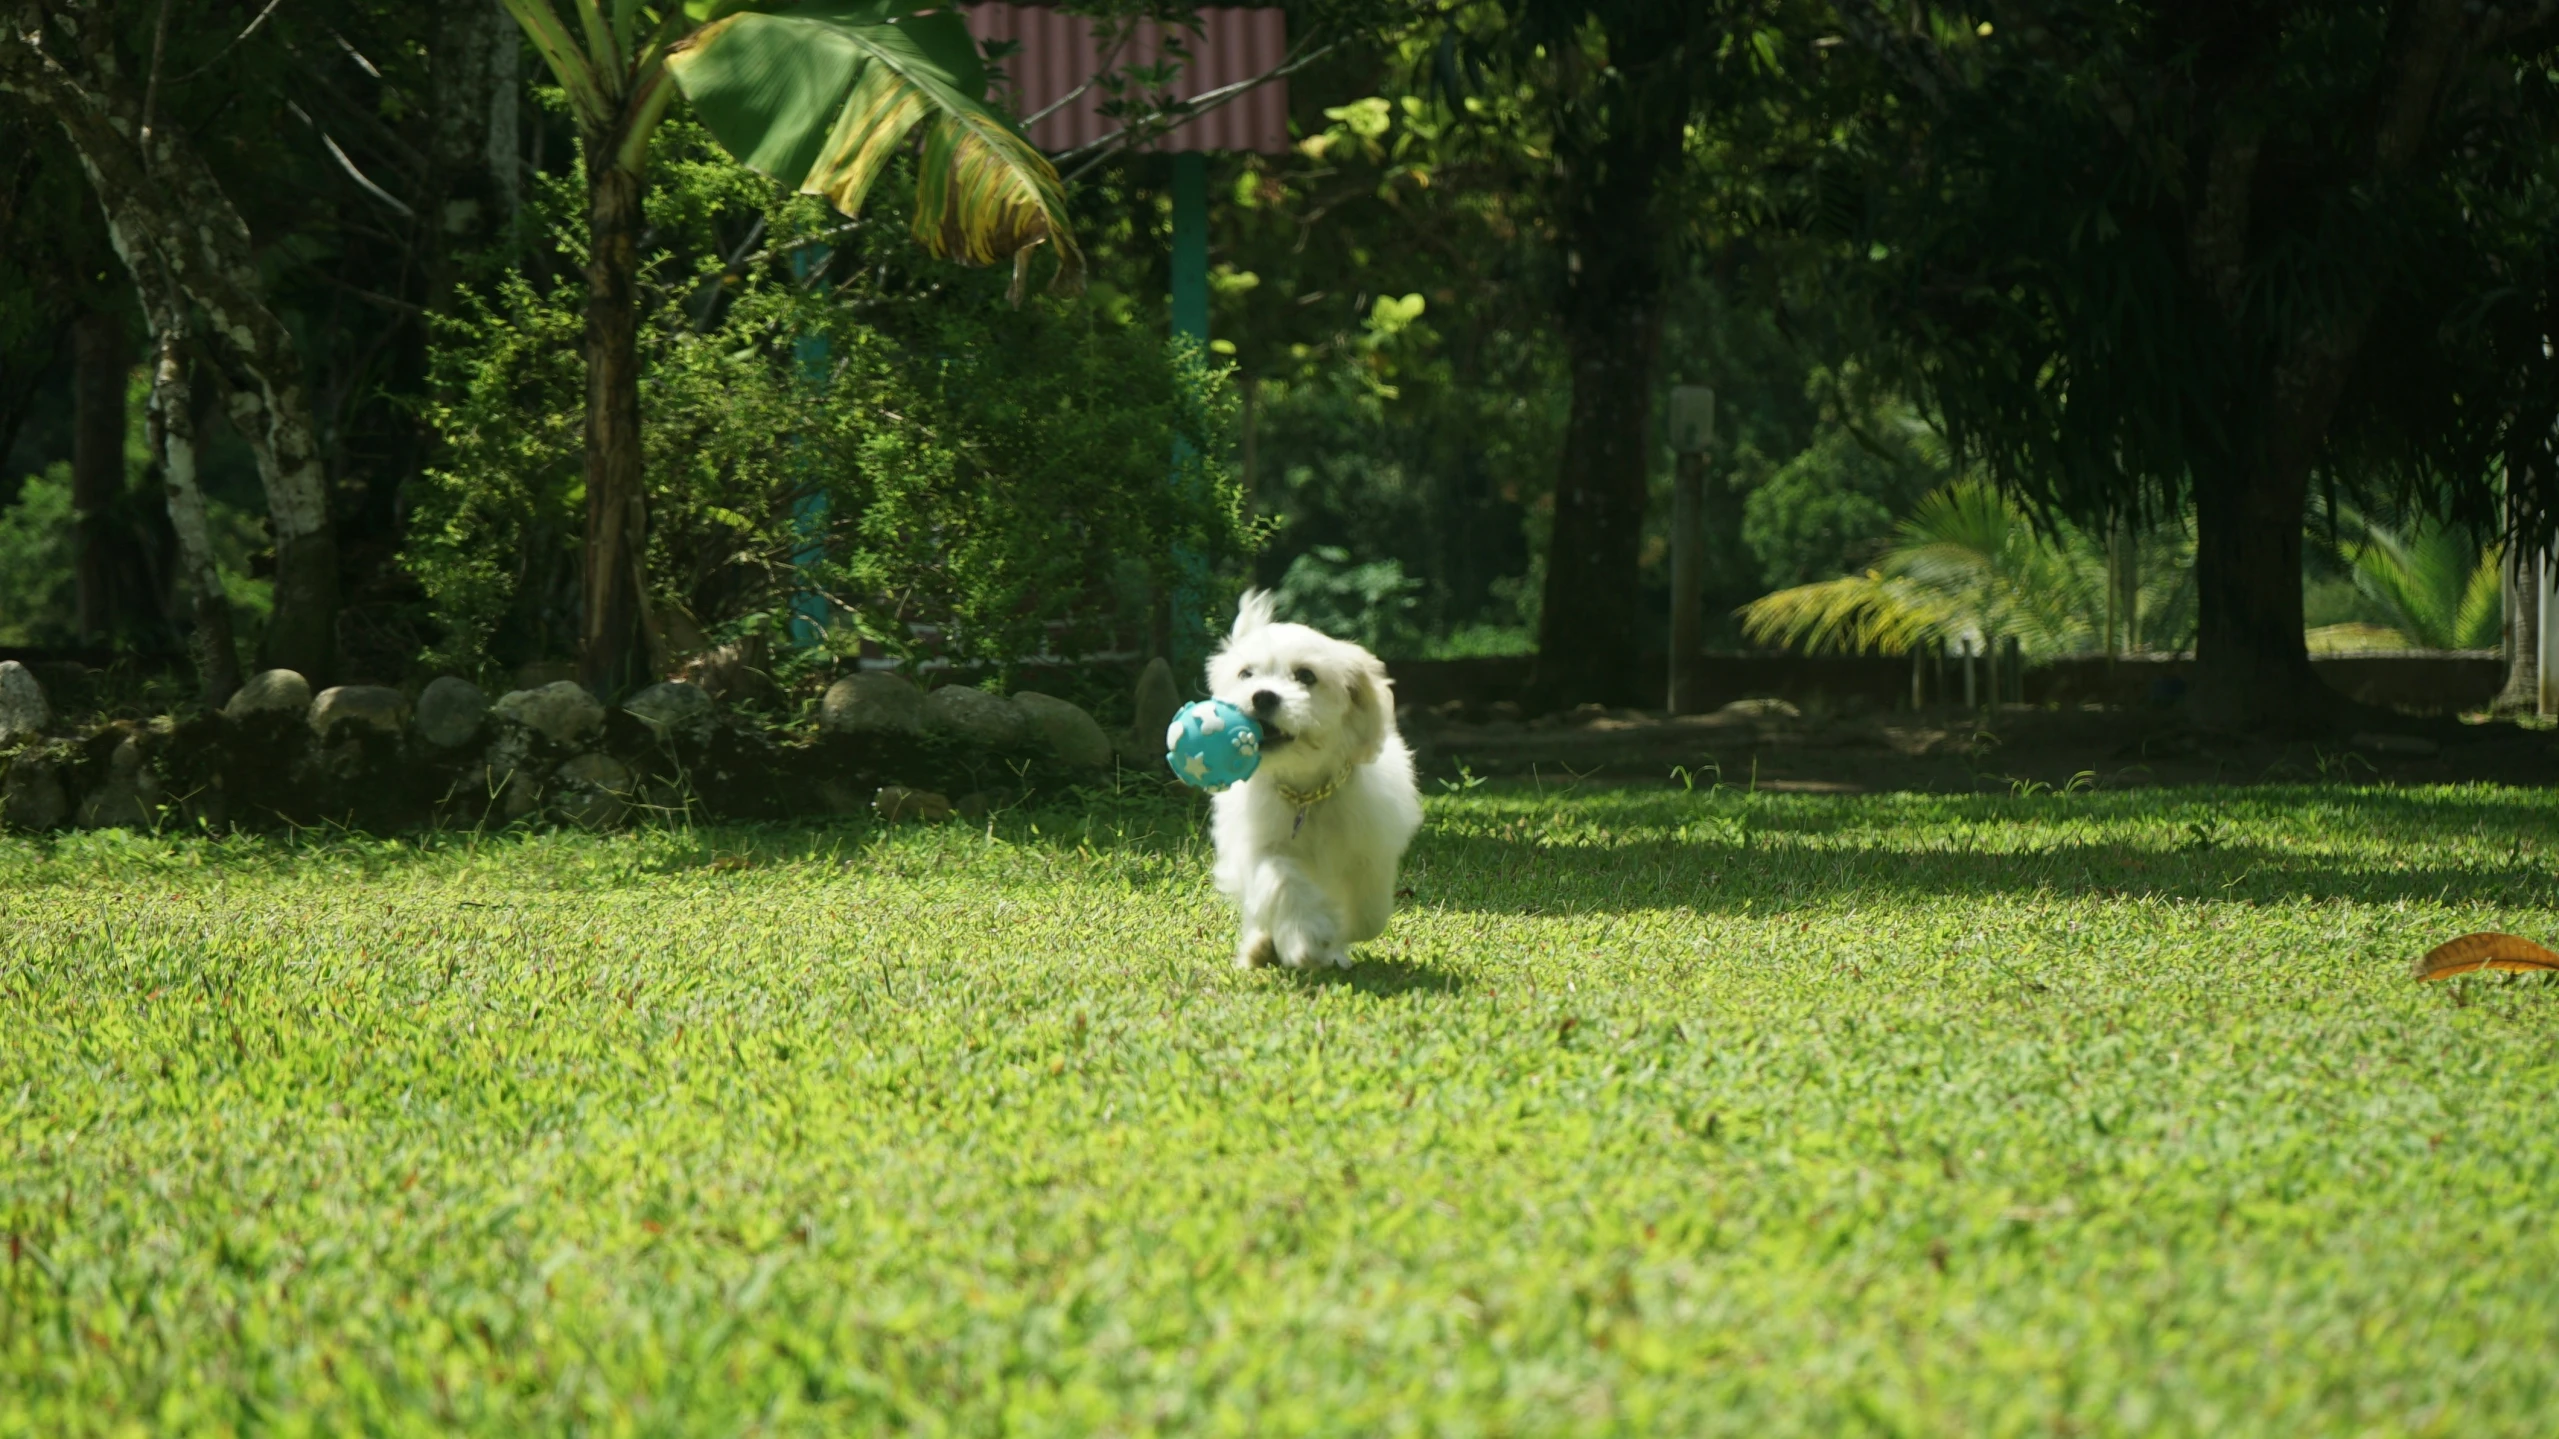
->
1206, 590, 1423, 969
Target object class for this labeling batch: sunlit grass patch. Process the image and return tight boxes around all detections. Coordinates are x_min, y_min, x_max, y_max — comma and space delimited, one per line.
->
4, 785, 2556, 1435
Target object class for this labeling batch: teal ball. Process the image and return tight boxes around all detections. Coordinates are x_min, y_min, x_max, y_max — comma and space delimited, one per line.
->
1165, 698, 1263, 792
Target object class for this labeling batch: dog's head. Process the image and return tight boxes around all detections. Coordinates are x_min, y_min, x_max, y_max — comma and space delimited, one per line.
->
1206, 590, 1394, 785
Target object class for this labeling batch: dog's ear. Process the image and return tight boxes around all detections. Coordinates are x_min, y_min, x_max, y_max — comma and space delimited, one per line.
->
1339, 652, 1394, 766
1230, 589, 1277, 640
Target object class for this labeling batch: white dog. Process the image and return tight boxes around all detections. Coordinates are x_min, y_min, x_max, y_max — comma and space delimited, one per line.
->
1205, 590, 1423, 969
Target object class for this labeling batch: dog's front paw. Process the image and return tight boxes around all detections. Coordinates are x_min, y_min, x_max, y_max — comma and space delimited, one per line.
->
1237, 932, 1278, 969
1274, 932, 1349, 970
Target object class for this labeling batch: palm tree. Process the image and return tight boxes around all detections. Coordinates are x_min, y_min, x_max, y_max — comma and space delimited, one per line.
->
2311, 508, 2501, 652
499, 0, 1082, 693
1739, 480, 2195, 659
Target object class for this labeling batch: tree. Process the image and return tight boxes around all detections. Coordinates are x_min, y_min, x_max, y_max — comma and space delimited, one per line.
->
1, 0, 342, 688
1834, 1, 2559, 732
495, 0, 1081, 694
1419, 2, 1825, 707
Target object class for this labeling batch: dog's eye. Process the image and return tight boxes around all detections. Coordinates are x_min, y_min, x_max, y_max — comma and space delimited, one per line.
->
1294, 667, 1317, 686
1239, 667, 1253, 679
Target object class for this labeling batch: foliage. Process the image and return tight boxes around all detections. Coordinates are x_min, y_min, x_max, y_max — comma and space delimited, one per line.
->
1741, 480, 2195, 659
664, 0, 1081, 295
7, 787, 2559, 1431
409, 124, 1246, 679
0, 462, 73, 646
1217, 74, 1565, 638
0, 390, 270, 651
1271, 544, 1422, 655
1832, 2, 2559, 538
1740, 376, 1950, 590
2313, 508, 2503, 653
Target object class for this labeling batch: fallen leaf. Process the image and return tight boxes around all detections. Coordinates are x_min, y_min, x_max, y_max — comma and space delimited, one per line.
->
2413, 932, 2559, 981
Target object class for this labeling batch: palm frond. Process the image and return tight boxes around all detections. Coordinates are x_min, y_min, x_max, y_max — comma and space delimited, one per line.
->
668, 2, 1083, 295
1739, 571, 1958, 655
1742, 478, 2188, 659
2455, 545, 2504, 650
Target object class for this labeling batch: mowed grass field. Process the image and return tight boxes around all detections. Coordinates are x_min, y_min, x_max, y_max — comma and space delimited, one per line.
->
5, 782, 2558, 1436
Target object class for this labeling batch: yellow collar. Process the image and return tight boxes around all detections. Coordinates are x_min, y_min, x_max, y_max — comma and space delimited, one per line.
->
1278, 769, 1347, 811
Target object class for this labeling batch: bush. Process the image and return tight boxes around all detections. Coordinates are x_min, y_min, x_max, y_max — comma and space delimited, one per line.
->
408, 122, 1252, 684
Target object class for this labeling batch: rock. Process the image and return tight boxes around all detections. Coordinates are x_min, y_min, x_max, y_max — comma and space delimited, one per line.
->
1013, 692, 1113, 769
0, 661, 49, 743
308, 685, 410, 743
493, 680, 606, 747
1127, 657, 1180, 758
553, 752, 635, 828
625, 680, 716, 740
923, 684, 1031, 749
821, 672, 924, 735
414, 676, 489, 749
676, 636, 782, 708
1718, 697, 1801, 720
2351, 731, 2440, 758
225, 669, 310, 721
1, 755, 67, 830
513, 658, 579, 690
499, 764, 543, 821
873, 784, 952, 822
77, 737, 153, 830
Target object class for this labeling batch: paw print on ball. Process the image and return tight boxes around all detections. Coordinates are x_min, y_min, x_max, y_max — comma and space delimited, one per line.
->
1165, 698, 1264, 792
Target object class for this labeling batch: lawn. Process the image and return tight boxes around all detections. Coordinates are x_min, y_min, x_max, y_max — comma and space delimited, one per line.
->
4, 782, 2557, 1436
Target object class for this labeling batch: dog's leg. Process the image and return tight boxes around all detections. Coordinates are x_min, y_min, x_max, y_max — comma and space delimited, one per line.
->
1235, 930, 1277, 969
1235, 857, 1294, 969
1241, 855, 1346, 969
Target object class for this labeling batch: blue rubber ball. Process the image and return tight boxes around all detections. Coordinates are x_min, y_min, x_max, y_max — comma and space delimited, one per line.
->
1165, 698, 1263, 792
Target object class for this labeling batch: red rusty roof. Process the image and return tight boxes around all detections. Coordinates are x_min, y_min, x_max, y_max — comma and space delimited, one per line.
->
961, 4, 1292, 155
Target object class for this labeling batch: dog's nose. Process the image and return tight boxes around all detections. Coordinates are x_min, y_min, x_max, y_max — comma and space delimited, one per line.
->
1251, 689, 1280, 715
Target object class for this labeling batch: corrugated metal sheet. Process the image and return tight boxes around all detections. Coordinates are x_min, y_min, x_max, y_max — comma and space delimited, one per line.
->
962, 4, 1290, 155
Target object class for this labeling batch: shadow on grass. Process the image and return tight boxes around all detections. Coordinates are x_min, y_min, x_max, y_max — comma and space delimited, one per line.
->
1401, 832, 2559, 914
1276, 956, 1468, 998
14, 782, 2557, 918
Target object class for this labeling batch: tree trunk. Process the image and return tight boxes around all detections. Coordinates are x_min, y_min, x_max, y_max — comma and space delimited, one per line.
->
578, 157, 651, 696
1529, 289, 1662, 709
5, 5, 341, 680
2497, 535, 2539, 712
206, 346, 340, 681
2187, 447, 2325, 732
429, 0, 520, 297
69, 306, 125, 641
146, 320, 241, 706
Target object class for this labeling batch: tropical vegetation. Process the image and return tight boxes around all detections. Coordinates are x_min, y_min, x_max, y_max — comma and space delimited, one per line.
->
1740, 480, 2196, 662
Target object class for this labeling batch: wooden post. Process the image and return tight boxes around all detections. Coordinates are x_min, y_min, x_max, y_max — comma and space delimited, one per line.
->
1667, 386, 1714, 714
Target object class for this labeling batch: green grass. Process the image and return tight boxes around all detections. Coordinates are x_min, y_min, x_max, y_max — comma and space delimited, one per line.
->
5, 783, 2558, 1436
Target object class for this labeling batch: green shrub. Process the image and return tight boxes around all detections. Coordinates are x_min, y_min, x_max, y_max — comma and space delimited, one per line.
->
409, 122, 1252, 683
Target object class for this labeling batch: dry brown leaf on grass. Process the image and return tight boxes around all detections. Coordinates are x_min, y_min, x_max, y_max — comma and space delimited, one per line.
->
2413, 933, 2559, 981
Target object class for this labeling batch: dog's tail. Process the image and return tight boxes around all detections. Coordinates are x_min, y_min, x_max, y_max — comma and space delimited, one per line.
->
1231, 589, 1278, 639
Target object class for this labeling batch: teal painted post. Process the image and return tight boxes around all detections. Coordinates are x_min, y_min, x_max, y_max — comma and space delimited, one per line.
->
789, 247, 831, 648
1168, 151, 1211, 672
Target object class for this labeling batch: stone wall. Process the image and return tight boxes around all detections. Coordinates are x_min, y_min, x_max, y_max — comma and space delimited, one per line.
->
0, 660, 1151, 835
